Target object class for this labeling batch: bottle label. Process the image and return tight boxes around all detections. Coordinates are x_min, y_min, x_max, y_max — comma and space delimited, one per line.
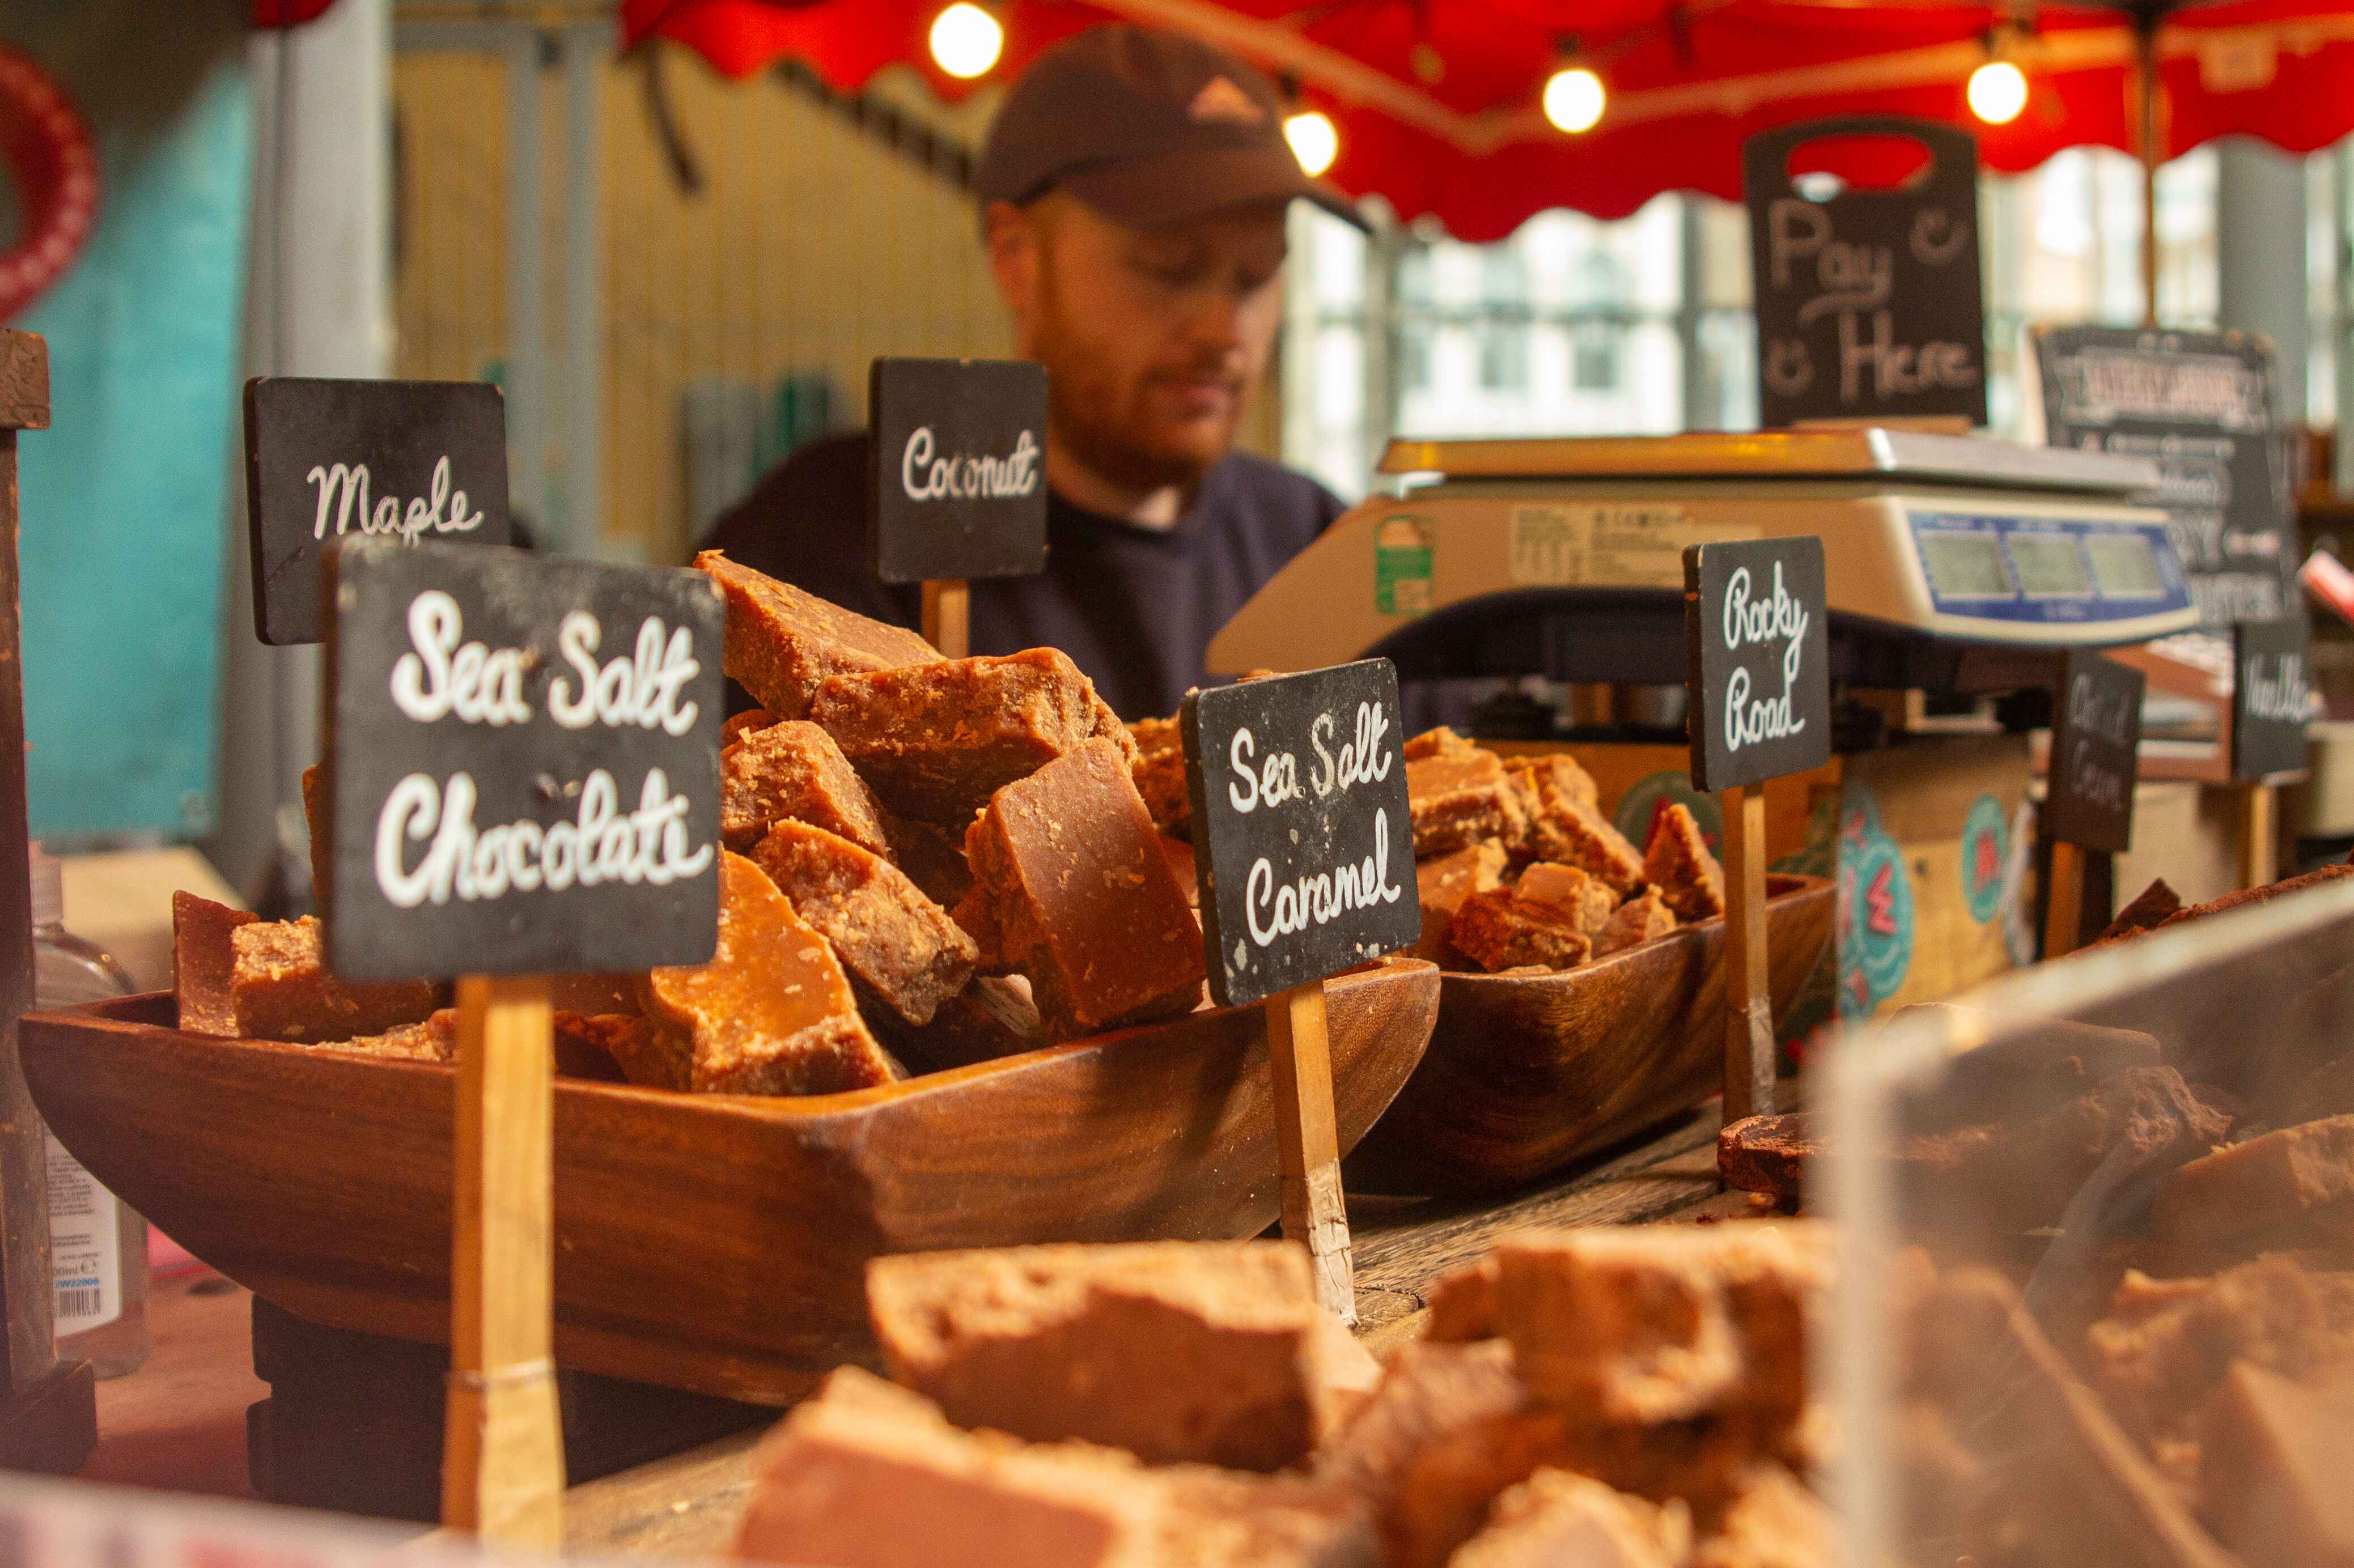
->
45, 1133, 121, 1333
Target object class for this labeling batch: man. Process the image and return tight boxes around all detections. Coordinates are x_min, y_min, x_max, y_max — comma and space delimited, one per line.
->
701, 24, 1366, 721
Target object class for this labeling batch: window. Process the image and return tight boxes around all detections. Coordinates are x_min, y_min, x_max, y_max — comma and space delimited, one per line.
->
1477, 249, 1529, 391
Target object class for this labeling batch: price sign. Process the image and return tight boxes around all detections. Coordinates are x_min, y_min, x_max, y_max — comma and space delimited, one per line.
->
245, 377, 511, 645
2233, 618, 2312, 782
867, 357, 1049, 586
323, 538, 724, 980
1682, 537, 1832, 794
2046, 651, 2145, 854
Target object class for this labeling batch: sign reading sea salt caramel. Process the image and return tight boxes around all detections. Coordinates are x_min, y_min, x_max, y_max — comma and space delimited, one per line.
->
2046, 651, 2147, 854
245, 376, 512, 645
867, 356, 1049, 585
1180, 660, 1419, 1008
323, 537, 724, 980
2233, 617, 2313, 782
1683, 536, 1832, 792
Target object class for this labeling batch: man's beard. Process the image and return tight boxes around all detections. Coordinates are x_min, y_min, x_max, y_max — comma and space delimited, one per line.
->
1031, 269, 1239, 498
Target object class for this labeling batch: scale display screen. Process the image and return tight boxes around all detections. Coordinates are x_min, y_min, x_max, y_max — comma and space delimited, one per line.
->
2006, 532, 2093, 597
1906, 509, 2192, 628
2082, 533, 2166, 597
1918, 531, 2014, 598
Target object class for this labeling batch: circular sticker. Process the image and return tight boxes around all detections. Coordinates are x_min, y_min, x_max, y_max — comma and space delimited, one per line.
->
1836, 789, 1914, 1021
1613, 771, 1721, 856
1959, 793, 2009, 925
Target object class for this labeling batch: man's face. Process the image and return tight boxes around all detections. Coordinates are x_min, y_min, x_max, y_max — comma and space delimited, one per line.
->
995, 193, 1288, 494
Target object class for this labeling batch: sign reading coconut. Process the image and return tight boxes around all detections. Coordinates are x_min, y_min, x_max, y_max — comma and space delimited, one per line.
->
867, 356, 1049, 585
1683, 537, 1833, 793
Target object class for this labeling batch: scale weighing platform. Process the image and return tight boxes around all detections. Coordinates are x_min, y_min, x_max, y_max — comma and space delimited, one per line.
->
1208, 429, 2194, 690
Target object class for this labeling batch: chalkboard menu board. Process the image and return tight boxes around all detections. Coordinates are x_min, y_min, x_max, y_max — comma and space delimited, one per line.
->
245, 377, 512, 646
2233, 618, 2311, 782
868, 357, 1050, 585
1744, 117, 1987, 429
1683, 537, 1833, 793
1181, 661, 1419, 1008
2046, 651, 2145, 855
2033, 326, 2291, 631
324, 538, 724, 981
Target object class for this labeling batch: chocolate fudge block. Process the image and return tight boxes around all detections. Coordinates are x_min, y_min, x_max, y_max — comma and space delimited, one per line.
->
1452, 1469, 1689, 1568
2152, 1114, 2354, 1251
2099, 877, 2183, 941
696, 550, 939, 719
964, 738, 1204, 1040
1448, 890, 1591, 974
1716, 1114, 1816, 1205
637, 851, 896, 1095
810, 648, 1134, 824
865, 1240, 1343, 1471
1413, 841, 1507, 962
550, 1011, 637, 1081
871, 976, 1046, 1075
752, 820, 977, 1026
228, 916, 440, 1044
1513, 862, 1618, 935
1403, 726, 1476, 763
1128, 715, 1191, 839
174, 890, 256, 1035
1642, 804, 1724, 921
721, 719, 894, 856
1593, 889, 1678, 957
2195, 1361, 2354, 1567
1406, 750, 1527, 858
1525, 793, 1645, 894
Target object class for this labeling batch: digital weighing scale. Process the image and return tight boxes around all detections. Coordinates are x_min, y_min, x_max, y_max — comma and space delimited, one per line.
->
1208, 429, 2194, 690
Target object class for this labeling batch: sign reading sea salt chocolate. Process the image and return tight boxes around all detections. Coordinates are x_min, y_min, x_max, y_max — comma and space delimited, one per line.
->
2233, 618, 2312, 781
1181, 661, 1419, 1008
324, 537, 723, 981
245, 376, 512, 645
2046, 651, 2146, 855
867, 356, 1049, 585
1683, 537, 1832, 793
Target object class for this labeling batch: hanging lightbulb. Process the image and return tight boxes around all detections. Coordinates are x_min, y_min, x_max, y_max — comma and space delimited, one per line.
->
1967, 58, 2028, 125
930, 3, 1003, 80
1284, 109, 1339, 177
1543, 64, 1606, 134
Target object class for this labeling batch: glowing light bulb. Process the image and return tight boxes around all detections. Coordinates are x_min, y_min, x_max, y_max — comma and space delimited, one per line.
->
1284, 110, 1338, 177
930, 3, 1003, 80
1967, 59, 2028, 125
1542, 65, 1606, 134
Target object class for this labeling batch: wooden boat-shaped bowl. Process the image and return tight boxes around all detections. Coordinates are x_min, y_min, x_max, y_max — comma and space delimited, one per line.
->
21, 959, 1436, 1405
1343, 876, 1834, 1197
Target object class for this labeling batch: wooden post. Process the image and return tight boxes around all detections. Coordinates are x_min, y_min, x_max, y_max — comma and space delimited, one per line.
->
444, 972, 565, 1548
2238, 783, 2276, 890
1265, 980, 1354, 1326
2045, 839, 2086, 960
922, 579, 969, 660
1718, 785, 1775, 1125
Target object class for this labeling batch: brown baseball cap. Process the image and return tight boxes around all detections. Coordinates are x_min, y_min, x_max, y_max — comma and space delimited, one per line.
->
976, 24, 1367, 232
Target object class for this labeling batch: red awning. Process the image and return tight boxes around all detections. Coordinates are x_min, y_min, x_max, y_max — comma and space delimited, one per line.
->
622, 1, 2354, 240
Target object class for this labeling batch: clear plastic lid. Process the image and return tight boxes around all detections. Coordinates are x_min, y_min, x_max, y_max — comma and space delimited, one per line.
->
28, 840, 60, 929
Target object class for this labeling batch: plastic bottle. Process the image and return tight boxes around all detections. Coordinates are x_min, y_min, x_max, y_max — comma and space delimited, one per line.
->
31, 844, 149, 1378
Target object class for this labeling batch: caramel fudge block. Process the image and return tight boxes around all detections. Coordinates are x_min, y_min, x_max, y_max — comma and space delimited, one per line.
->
721, 707, 775, 743
866, 1241, 1342, 1472
721, 719, 894, 856
299, 762, 329, 903
638, 851, 896, 1095
312, 1008, 457, 1063
1407, 750, 1527, 859
228, 917, 440, 1044
2087, 1254, 2354, 1443
1642, 804, 1725, 921
697, 550, 939, 719
2195, 1360, 2354, 1567
964, 738, 1204, 1040
1129, 715, 1192, 838
1513, 862, 1618, 935
1403, 726, 1475, 763
1503, 752, 1600, 814
1315, 1340, 1527, 1503
1448, 890, 1590, 974
951, 887, 1007, 974
1451, 1469, 1690, 1568
1413, 842, 1507, 962
1153, 1467, 1382, 1568
753, 820, 977, 1026
1689, 1465, 1831, 1568
811, 648, 1134, 824
1525, 794, 1645, 894
2151, 1114, 2354, 1251
1593, 889, 1677, 958
174, 890, 256, 1036
1159, 835, 1200, 909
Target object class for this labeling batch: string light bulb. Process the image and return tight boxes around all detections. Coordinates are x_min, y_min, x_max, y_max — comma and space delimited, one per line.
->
1542, 62, 1606, 134
1284, 109, 1338, 176
929, 3, 1003, 80
1967, 57, 2028, 124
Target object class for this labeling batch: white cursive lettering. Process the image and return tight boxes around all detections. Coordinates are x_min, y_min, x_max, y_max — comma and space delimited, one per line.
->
900, 426, 1042, 503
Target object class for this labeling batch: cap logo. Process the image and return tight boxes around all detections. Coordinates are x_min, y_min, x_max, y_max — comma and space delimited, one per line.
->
1188, 77, 1266, 126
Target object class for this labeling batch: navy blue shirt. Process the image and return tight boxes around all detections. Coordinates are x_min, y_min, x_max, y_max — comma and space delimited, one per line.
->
700, 433, 1343, 722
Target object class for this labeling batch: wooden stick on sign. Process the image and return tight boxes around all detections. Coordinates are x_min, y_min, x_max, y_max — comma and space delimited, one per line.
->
2045, 839, 2086, 961
923, 578, 970, 660
2237, 783, 2276, 891
445, 972, 566, 1548
1265, 979, 1354, 1325
1719, 785, 1775, 1125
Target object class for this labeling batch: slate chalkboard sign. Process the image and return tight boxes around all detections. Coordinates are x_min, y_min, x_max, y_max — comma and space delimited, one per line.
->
1744, 117, 1987, 428
2046, 651, 2145, 854
2233, 618, 2312, 782
2034, 326, 2292, 631
1683, 537, 1832, 793
323, 538, 724, 981
868, 357, 1049, 585
245, 377, 512, 646
1181, 661, 1419, 1008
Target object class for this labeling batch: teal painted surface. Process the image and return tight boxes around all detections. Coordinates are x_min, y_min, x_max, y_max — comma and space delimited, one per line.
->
19, 54, 250, 841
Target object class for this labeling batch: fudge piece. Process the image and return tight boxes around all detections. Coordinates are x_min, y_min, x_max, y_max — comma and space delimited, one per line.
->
1689, 1465, 1831, 1568
1503, 752, 1600, 814
722, 707, 775, 743
1937, 1064, 2230, 1235
1426, 1223, 1831, 1426
299, 762, 329, 902
227, 917, 440, 1044
752, 821, 976, 1027
695, 550, 939, 719
2195, 1360, 2354, 1567
870, 976, 1047, 1076
1406, 750, 1527, 859
1512, 862, 1618, 936
888, 817, 977, 908
963, 739, 1204, 1040
1159, 835, 1200, 909
721, 719, 894, 856
2088, 1255, 2354, 1443
2150, 863, 2354, 933
951, 887, 1007, 974
1447, 890, 1590, 974
1129, 715, 1192, 839
1593, 889, 1677, 958
865, 1241, 1344, 1472
1523, 793, 1645, 895
2151, 1114, 2354, 1252
809, 648, 1134, 824
1642, 804, 1724, 922
1716, 1114, 1816, 1205
1153, 1466, 1382, 1568
1402, 726, 1475, 763
174, 890, 256, 1036
1315, 1340, 1527, 1502
1412, 842, 1508, 963
1450, 1469, 1689, 1568
637, 851, 896, 1095
2099, 876, 2183, 941
551, 1011, 637, 1081
311, 1008, 456, 1063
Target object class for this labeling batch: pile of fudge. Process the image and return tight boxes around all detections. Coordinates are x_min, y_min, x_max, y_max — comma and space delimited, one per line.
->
735, 1222, 1833, 1568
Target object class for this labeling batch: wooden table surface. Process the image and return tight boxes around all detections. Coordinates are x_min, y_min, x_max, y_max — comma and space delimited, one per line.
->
71, 1102, 1758, 1562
